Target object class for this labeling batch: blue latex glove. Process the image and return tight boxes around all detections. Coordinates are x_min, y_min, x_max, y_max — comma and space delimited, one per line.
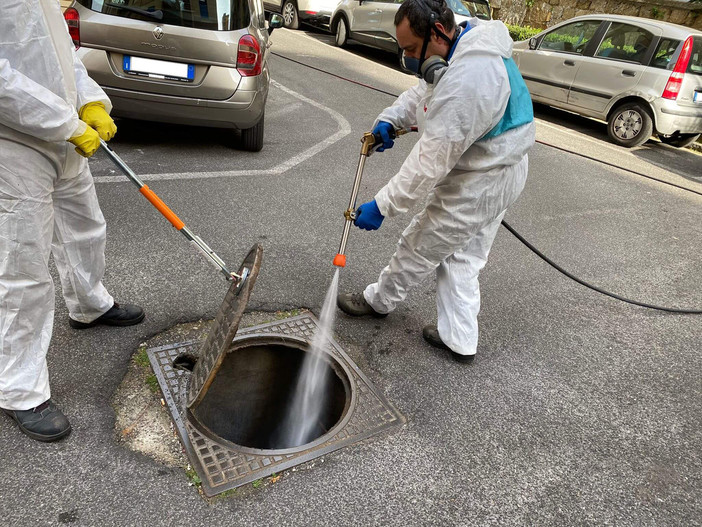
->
354, 200, 384, 231
372, 121, 394, 152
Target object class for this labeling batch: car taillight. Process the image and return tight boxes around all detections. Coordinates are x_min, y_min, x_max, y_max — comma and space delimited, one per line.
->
237, 35, 262, 77
63, 7, 80, 50
662, 36, 693, 100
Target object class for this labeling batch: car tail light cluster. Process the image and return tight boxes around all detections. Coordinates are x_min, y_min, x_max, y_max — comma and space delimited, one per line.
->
662, 36, 693, 100
237, 35, 262, 77
63, 7, 81, 50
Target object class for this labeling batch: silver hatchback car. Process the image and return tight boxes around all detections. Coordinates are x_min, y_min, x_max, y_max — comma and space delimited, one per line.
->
513, 15, 702, 148
65, 1, 283, 151
331, 0, 491, 54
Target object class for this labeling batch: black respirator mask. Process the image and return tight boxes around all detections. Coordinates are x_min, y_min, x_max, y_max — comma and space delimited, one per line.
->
400, 0, 455, 83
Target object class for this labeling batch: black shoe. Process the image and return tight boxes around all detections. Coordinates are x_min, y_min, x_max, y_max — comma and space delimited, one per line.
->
2, 400, 72, 442
69, 302, 145, 329
337, 292, 388, 318
422, 325, 475, 363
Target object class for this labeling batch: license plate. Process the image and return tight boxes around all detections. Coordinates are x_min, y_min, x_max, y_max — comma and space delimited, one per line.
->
123, 56, 194, 82
694, 90, 702, 103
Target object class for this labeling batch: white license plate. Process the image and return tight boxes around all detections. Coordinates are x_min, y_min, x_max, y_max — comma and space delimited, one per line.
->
694, 90, 702, 103
123, 56, 194, 82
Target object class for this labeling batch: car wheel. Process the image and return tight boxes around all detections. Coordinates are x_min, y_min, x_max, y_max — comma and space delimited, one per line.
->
241, 114, 264, 152
607, 102, 653, 148
659, 132, 700, 148
335, 16, 348, 47
282, 1, 299, 30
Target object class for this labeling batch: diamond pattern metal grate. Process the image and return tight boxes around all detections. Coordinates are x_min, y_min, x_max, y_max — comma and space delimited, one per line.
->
148, 314, 404, 497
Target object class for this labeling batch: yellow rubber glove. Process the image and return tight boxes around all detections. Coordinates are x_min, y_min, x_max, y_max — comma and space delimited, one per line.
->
68, 124, 101, 158
78, 102, 117, 141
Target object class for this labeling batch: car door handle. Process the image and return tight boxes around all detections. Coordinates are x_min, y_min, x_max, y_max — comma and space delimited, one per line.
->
564, 60, 576, 66
622, 70, 636, 77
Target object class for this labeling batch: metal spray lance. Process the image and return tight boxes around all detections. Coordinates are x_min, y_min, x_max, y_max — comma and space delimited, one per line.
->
333, 126, 418, 267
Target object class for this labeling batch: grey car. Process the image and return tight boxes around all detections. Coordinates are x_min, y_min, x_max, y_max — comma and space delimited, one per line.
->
513, 15, 702, 148
66, 0, 283, 151
331, 0, 491, 54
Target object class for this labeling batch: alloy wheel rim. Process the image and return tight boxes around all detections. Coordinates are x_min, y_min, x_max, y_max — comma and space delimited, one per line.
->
613, 109, 642, 140
337, 20, 346, 44
283, 3, 294, 24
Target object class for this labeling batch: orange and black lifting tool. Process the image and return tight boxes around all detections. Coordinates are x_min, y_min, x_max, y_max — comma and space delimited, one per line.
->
100, 139, 239, 281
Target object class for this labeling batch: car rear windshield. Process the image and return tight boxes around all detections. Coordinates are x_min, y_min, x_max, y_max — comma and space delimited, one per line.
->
76, 0, 251, 31
446, 0, 491, 20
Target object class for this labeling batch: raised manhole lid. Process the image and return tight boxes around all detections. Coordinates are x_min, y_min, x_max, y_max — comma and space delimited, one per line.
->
187, 244, 263, 408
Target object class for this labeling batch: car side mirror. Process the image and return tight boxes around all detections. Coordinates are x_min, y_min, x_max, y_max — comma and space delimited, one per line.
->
528, 37, 538, 50
268, 14, 284, 35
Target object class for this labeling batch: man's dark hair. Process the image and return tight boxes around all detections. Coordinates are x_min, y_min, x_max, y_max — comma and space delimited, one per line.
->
394, 0, 456, 37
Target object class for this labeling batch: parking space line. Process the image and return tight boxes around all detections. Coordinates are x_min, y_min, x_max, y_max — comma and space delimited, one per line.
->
94, 80, 351, 184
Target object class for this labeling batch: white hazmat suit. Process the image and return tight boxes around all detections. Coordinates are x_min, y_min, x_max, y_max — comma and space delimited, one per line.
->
364, 19, 535, 357
0, 0, 114, 410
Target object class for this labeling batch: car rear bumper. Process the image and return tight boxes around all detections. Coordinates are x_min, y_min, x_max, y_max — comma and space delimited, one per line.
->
104, 69, 269, 130
299, 11, 331, 25
652, 99, 702, 135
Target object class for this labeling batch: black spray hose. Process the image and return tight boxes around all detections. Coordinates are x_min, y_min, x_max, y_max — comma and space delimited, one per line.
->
500, 220, 701, 314
271, 52, 702, 314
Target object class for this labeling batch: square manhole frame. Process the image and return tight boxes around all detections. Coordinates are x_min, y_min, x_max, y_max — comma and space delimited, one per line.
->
147, 313, 405, 497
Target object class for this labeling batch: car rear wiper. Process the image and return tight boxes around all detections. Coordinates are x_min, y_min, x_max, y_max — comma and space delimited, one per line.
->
105, 2, 163, 21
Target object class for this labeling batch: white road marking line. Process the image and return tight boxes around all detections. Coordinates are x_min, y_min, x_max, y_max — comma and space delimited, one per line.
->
94, 80, 351, 184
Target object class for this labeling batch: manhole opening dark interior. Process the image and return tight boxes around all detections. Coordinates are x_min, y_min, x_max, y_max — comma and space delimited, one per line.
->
184, 342, 350, 450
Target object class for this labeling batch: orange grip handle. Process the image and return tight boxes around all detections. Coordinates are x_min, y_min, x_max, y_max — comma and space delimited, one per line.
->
139, 185, 185, 230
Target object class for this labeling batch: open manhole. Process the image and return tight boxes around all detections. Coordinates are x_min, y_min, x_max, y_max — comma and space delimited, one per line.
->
148, 245, 404, 497
190, 334, 352, 451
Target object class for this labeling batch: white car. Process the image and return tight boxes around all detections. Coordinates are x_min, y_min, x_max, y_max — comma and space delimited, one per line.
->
264, 0, 340, 29
331, 0, 491, 54
513, 15, 702, 148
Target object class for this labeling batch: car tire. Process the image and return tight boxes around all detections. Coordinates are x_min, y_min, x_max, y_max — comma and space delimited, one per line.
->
241, 114, 264, 152
659, 132, 700, 148
607, 102, 653, 148
282, 1, 299, 30
334, 16, 348, 47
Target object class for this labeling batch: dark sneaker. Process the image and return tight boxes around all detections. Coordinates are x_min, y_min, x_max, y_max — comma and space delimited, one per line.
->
422, 325, 475, 363
2, 400, 72, 442
69, 302, 145, 329
337, 292, 388, 318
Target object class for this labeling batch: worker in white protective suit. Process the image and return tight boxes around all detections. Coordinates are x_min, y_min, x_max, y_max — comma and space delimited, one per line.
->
337, 0, 535, 363
0, 0, 145, 442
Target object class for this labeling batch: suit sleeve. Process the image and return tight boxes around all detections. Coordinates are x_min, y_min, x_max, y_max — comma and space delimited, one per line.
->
0, 57, 82, 142
73, 49, 112, 113
374, 58, 511, 217
374, 81, 426, 130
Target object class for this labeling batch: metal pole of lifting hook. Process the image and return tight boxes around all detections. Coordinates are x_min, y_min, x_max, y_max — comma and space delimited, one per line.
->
99, 139, 240, 281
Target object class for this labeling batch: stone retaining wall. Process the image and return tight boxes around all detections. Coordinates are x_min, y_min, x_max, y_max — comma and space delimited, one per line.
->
492, 0, 702, 30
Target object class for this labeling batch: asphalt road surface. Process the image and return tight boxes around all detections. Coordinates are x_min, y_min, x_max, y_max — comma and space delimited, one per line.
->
1, 28, 700, 526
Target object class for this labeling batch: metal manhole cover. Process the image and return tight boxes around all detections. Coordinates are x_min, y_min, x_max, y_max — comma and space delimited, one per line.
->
187, 244, 262, 408
148, 314, 405, 497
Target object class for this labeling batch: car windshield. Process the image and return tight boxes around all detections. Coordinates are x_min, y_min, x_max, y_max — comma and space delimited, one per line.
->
75, 0, 250, 31
445, 0, 491, 20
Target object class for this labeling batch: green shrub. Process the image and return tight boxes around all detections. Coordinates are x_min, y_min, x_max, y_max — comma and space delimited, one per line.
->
506, 24, 542, 42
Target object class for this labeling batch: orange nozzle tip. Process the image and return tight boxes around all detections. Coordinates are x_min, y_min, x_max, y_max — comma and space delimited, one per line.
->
333, 254, 346, 267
